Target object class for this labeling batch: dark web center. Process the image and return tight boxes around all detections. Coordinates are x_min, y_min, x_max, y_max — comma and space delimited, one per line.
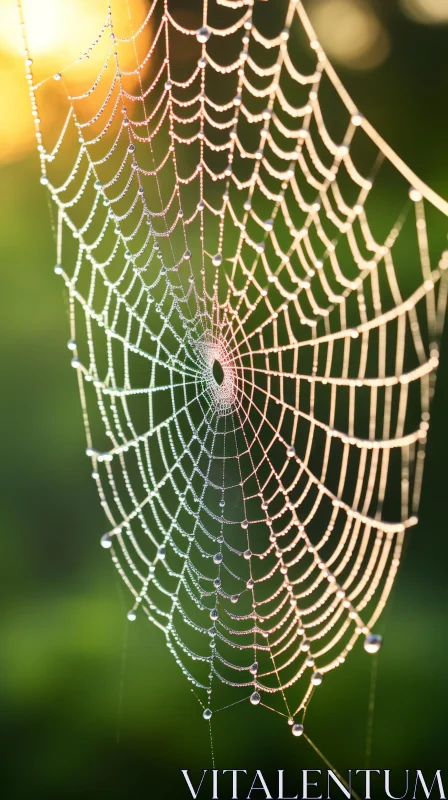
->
212, 359, 224, 386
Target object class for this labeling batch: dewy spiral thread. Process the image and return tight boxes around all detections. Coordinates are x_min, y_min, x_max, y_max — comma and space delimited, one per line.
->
19, 0, 448, 733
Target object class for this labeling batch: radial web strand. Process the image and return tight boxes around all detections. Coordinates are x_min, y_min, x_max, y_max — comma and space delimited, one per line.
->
20, 0, 448, 732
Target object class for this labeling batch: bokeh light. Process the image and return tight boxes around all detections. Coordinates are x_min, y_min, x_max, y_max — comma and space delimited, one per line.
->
400, 0, 448, 24
307, 0, 390, 70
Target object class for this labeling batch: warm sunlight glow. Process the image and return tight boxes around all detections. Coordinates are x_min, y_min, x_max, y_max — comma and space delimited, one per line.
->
0, 0, 149, 163
0, 0, 109, 70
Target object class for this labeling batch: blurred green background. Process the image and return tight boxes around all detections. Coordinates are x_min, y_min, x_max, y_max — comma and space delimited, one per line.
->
1, 1, 448, 798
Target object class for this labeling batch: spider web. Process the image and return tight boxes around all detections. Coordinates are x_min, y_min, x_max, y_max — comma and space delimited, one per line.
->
21, 0, 448, 732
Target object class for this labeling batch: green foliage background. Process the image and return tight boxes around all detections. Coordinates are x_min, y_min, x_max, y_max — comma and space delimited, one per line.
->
0, 2, 447, 798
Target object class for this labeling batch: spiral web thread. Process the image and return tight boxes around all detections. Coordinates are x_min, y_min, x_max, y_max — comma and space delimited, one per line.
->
21, 0, 448, 732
